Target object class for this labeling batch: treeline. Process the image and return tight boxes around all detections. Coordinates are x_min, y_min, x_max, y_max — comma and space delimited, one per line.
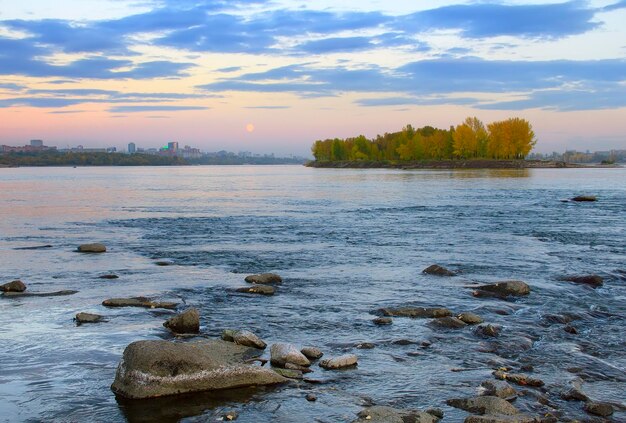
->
312, 117, 536, 162
0, 152, 187, 167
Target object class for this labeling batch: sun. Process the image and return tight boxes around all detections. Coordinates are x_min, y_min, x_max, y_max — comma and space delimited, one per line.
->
246, 123, 255, 133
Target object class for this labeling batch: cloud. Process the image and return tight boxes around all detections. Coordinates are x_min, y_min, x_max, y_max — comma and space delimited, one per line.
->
355, 96, 478, 107
108, 105, 210, 113
216, 66, 242, 73
603, 1, 626, 11
244, 105, 290, 109
296, 37, 373, 54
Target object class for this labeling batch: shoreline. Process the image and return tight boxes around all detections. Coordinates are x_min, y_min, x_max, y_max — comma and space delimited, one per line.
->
305, 159, 621, 169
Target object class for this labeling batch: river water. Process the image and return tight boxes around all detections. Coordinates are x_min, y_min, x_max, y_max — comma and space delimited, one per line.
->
0, 165, 624, 422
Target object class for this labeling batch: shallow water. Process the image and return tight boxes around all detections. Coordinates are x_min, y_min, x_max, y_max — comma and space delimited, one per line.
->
0, 165, 625, 422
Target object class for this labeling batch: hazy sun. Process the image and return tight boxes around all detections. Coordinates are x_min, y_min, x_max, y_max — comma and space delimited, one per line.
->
246, 123, 255, 133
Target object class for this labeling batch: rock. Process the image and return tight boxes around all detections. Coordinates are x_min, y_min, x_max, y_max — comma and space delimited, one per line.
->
584, 401, 613, 417
222, 329, 266, 349
301, 346, 323, 360
392, 339, 417, 345
423, 264, 456, 276
355, 342, 376, 349
98, 274, 119, 279
77, 243, 106, 253
475, 324, 501, 338
428, 316, 467, 329
244, 273, 282, 284
103, 297, 178, 309
564, 325, 578, 334
272, 368, 303, 379
493, 371, 544, 387
458, 312, 484, 324
285, 362, 312, 373
155, 260, 174, 266
560, 386, 588, 401
236, 285, 275, 295
464, 415, 536, 423
3, 290, 77, 297
163, 308, 200, 334
305, 393, 317, 402
378, 307, 452, 318
446, 396, 520, 415
319, 354, 358, 370
270, 343, 310, 368
425, 408, 444, 419
75, 312, 104, 325
110, 339, 286, 399
571, 195, 596, 202
473, 281, 530, 298
560, 274, 603, 288
354, 406, 440, 423
481, 380, 517, 400
373, 317, 393, 325
222, 410, 239, 421
0, 280, 26, 292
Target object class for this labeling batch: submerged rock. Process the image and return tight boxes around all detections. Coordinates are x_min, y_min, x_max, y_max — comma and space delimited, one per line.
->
560, 274, 603, 288
77, 243, 106, 253
75, 312, 104, 325
111, 339, 285, 399
0, 280, 27, 292
319, 354, 358, 370
584, 401, 613, 417
272, 368, 303, 379
98, 274, 119, 279
571, 195, 597, 202
270, 343, 310, 368
222, 329, 266, 350
3, 290, 77, 297
458, 312, 484, 325
236, 285, 275, 296
373, 317, 393, 325
221, 410, 239, 421
475, 324, 501, 338
378, 307, 452, 318
473, 281, 530, 298
155, 260, 174, 266
301, 347, 323, 360
428, 316, 467, 329
423, 264, 456, 277
447, 396, 520, 416
102, 297, 178, 309
481, 380, 517, 400
354, 406, 440, 423
244, 273, 282, 284
464, 415, 536, 423
493, 371, 544, 387
305, 393, 317, 402
163, 308, 200, 334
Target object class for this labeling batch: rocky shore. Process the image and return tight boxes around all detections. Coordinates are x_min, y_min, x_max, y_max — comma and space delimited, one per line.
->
306, 159, 619, 169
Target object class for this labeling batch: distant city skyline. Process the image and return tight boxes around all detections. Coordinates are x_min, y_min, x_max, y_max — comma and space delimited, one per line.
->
0, 0, 625, 155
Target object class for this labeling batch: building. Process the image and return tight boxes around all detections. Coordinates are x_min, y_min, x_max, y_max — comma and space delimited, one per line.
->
1, 141, 56, 154
167, 142, 179, 153
128, 142, 136, 154
30, 140, 43, 147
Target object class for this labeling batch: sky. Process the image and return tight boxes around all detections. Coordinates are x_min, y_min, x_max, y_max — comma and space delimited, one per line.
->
0, 0, 625, 155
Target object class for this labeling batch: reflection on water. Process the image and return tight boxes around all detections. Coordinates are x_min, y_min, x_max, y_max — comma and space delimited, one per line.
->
0, 165, 625, 422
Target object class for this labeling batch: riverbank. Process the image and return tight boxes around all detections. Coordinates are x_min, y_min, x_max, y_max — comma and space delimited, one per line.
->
306, 159, 620, 169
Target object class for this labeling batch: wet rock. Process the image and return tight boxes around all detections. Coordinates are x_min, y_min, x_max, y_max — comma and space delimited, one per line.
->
355, 342, 376, 349
3, 290, 77, 297
475, 324, 501, 338
244, 273, 282, 284
222, 410, 239, 421
571, 195, 597, 202
0, 280, 26, 292
560, 385, 588, 401
564, 325, 578, 334
273, 368, 302, 379
77, 243, 106, 253
301, 346, 323, 360
473, 281, 530, 298
493, 371, 544, 387
378, 307, 452, 318
270, 343, 310, 368
102, 297, 178, 309
584, 401, 613, 417
13, 244, 53, 250
319, 354, 358, 370
163, 308, 199, 334
75, 312, 104, 325
155, 260, 174, 266
222, 329, 266, 350
285, 362, 312, 373
305, 393, 317, 402
354, 406, 440, 423
428, 316, 467, 329
373, 317, 393, 325
447, 396, 520, 415
425, 408, 444, 419
110, 339, 286, 399
392, 339, 417, 346
458, 312, 484, 325
464, 416, 535, 423
481, 380, 517, 400
236, 285, 275, 295
560, 274, 603, 288
98, 274, 119, 279
423, 264, 456, 277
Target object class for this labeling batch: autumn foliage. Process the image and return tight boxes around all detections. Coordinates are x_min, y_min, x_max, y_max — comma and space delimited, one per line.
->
311, 117, 536, 161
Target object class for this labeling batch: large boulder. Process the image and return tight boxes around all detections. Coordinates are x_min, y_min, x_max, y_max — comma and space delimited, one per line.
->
301, 346, 323, 360
111, 339, 286, 399
77, 243, 106, 253
473, 281, 530, 298
102, 297, 178, 309
353, 406, 440, 423
0, 280, 27, 292
222, 329, 267, 349
319, 354, 358, 370
245, 273, 283, 284
236, 285, 275, 295
378, 307, 451, 318
560, 274, 603, 288
423, 264, 456, 276
163, 308, 200, 334
270, 343, 310, 368
458, 312, 484, 325
75, 312, 104, 325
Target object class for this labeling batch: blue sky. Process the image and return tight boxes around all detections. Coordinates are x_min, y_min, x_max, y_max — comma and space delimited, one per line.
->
0, 0, 624, 154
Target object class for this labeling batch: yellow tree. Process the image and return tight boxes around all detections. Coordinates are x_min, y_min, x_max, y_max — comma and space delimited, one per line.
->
487, 118, 535, 159
453, 117, 487, 158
